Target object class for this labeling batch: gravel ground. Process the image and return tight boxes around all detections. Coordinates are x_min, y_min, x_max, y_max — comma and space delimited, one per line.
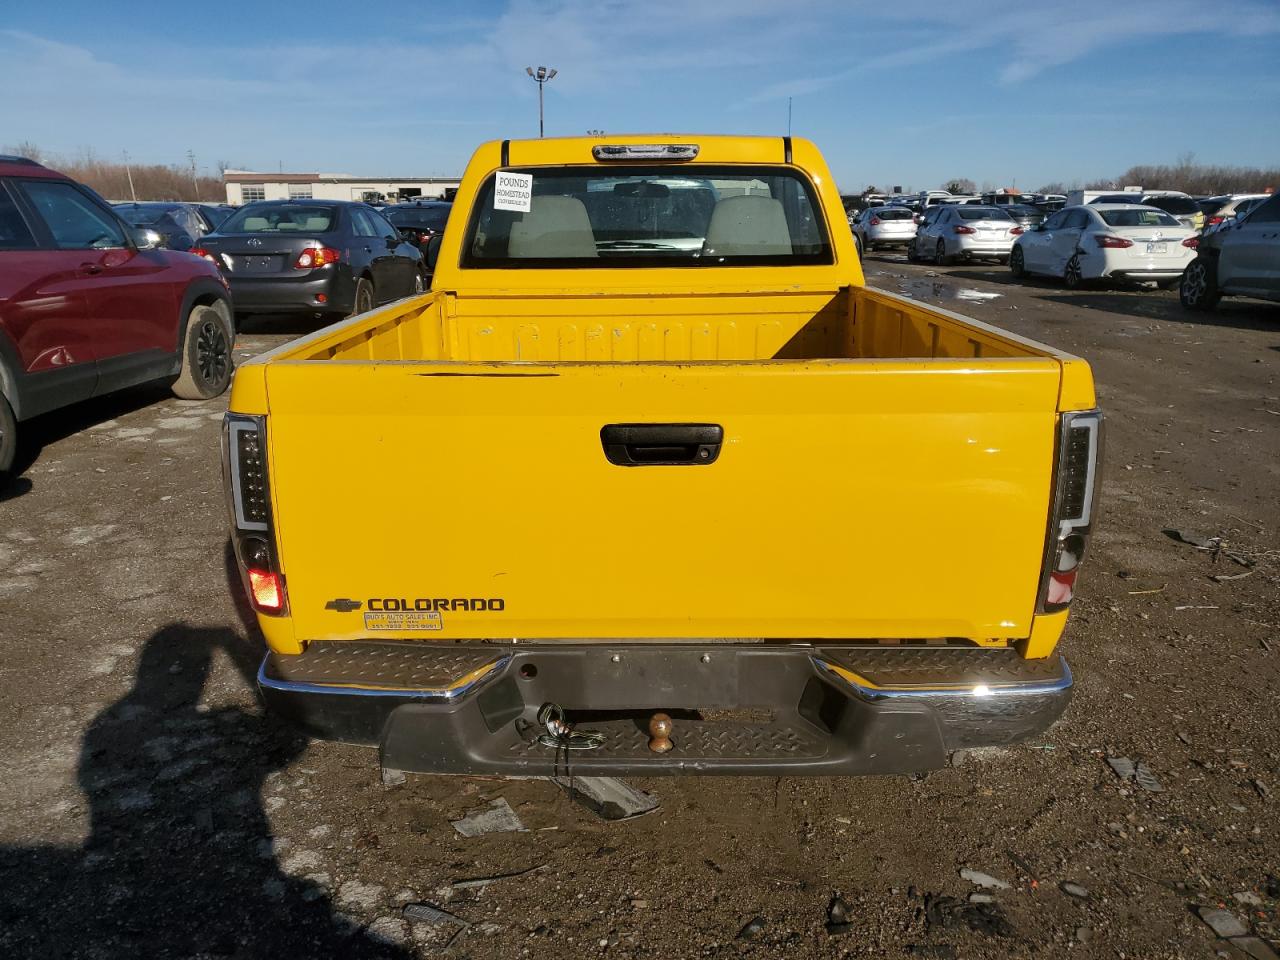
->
1, 266, 1277, 959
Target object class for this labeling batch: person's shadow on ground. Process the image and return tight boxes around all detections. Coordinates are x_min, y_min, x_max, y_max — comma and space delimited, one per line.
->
0, 623, 412, 959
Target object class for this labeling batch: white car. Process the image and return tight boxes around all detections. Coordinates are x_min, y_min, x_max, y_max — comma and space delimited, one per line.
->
850, 205, 917, 254
909, 205, 1021, 264
1010, 204, 1198, 289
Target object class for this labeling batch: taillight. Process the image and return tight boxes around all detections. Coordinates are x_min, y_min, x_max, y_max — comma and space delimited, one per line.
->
1011, 226, 1024, 235
954, 225, 976, 235
1208, 215, 1224, 226
248, 569, 286, 614
1181, 237, 1199, 249
294, 246, 341, 269
870, 217, 881, 226
190, 247, 217, 263
1095, 235, 1133, 249
1038, 411, 1103, 613
222, 414, 288, 616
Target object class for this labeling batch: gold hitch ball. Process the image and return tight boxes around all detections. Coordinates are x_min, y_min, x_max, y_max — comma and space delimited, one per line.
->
648, 713, 674, 754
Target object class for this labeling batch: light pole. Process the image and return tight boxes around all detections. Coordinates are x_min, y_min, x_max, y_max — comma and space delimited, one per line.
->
525, 65, 557, 137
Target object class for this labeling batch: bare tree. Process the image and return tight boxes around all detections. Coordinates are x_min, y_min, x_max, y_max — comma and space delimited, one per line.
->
941, 178, 976, 194
3, 142, 225, 201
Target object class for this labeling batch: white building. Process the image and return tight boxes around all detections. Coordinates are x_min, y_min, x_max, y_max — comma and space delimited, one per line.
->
223, 170, 461, 205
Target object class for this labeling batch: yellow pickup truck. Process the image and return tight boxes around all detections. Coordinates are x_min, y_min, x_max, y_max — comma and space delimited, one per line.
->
223, 135, 1101, 777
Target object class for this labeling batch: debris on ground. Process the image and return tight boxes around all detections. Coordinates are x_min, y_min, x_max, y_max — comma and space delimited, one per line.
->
1060, 881, 1090, 900
1195, 906, 1280, 958
736, 916, 767, 940
403, 901, 470, 946
545, 775, 660, 821
448, 863, 548, 897
1164, 528, 1220, 550
1253, 779, 1270, 801
1005, 851, 1040, 883
1162, 527, 1260, 567
956, 289, 1002, 302
450, 797, 528, 837
825, 894, 855, 936
1106, 756, 1165, 792
1198, 907, 1249, 938
1234, 892, 1264, 906
924, 894, 1014, 938
959, 868, 1010, 890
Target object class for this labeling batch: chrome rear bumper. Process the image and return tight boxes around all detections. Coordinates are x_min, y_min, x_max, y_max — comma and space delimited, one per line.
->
258, 642, 1072, 776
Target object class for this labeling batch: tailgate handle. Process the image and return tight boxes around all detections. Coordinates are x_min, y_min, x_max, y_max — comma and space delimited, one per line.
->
600, 423, 723, 466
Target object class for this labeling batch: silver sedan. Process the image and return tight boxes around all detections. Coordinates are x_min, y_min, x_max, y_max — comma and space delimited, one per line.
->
850, 206, 918, 255
909, 205, 1021, 265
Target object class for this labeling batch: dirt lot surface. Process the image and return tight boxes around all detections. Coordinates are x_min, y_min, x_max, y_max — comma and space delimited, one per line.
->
2, 264, 1278, 959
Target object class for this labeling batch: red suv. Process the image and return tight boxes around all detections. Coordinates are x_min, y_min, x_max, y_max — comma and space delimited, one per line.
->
0, 155, 234, 474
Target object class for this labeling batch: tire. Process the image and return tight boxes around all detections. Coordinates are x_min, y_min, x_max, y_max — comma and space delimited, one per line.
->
854, 235, 864, 259
906, 239, 919, 263
412, 270, 425, 294
936, 240, 952, 266
171, 304, 234, 400
1180, 258, 1221, 311
1063, 254, 1084, 290
349, 276, 375, 317
0, 392, 16, 476
1009, 248, 1026, 278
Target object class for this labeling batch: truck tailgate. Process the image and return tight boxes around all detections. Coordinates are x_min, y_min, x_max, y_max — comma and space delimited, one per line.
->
264, 358, 1060, 642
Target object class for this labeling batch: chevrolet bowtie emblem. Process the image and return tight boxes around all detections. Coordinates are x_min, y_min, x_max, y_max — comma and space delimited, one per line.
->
325, 598, 362, 613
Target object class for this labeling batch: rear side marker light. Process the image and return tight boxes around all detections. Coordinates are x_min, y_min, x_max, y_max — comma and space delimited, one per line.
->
1095, 235, 1133, 249
1038, 411, 1103, 613
954, 225, 976, 235
248, 569, 286, 613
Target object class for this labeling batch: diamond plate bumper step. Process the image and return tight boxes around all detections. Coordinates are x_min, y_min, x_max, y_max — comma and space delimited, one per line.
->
258, 641, 1072, 777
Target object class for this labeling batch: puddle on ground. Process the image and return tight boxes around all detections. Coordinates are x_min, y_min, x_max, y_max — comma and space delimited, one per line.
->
893, 277, 1003, 304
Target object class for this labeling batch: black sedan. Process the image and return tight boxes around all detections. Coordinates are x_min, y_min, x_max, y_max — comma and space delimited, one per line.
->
383, 200, 452, 274
193, 200, 425, 320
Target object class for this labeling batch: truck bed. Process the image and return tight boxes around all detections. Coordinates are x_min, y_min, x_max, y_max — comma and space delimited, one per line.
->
235, 285, 1092, 653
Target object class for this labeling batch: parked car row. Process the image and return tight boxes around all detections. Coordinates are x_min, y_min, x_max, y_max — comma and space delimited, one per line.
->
857, 190, 1280, 312
0, 155, 456, 475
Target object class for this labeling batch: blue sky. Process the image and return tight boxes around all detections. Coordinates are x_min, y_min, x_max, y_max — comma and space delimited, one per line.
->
2, 0, 1278, 192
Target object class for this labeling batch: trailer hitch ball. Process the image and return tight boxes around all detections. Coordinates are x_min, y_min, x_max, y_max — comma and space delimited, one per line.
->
648, 713, 674, 754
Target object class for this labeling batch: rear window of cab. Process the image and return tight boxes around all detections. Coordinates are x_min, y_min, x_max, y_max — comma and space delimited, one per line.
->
462, 165, 833, 268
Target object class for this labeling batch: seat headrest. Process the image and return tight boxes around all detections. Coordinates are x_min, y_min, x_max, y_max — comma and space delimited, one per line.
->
507, 196, 597, 259
242, 217, 269, 231
704, 195, 792, 256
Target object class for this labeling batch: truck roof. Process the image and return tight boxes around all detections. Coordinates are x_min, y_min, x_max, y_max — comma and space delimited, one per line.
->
485, 134, 805, 167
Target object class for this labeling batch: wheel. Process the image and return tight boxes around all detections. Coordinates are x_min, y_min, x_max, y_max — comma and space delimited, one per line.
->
854, 235, 864, 259
171, 304, 234, 400
349, 276, 375, 317
1180, 258, 1221, 311
1009, 247, 1027, 278
1063, 254, 1084, 290
936, 239, 952, 266
412, 270, 425, 294
906, 239, 919, 263
0, 392, 16, 476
